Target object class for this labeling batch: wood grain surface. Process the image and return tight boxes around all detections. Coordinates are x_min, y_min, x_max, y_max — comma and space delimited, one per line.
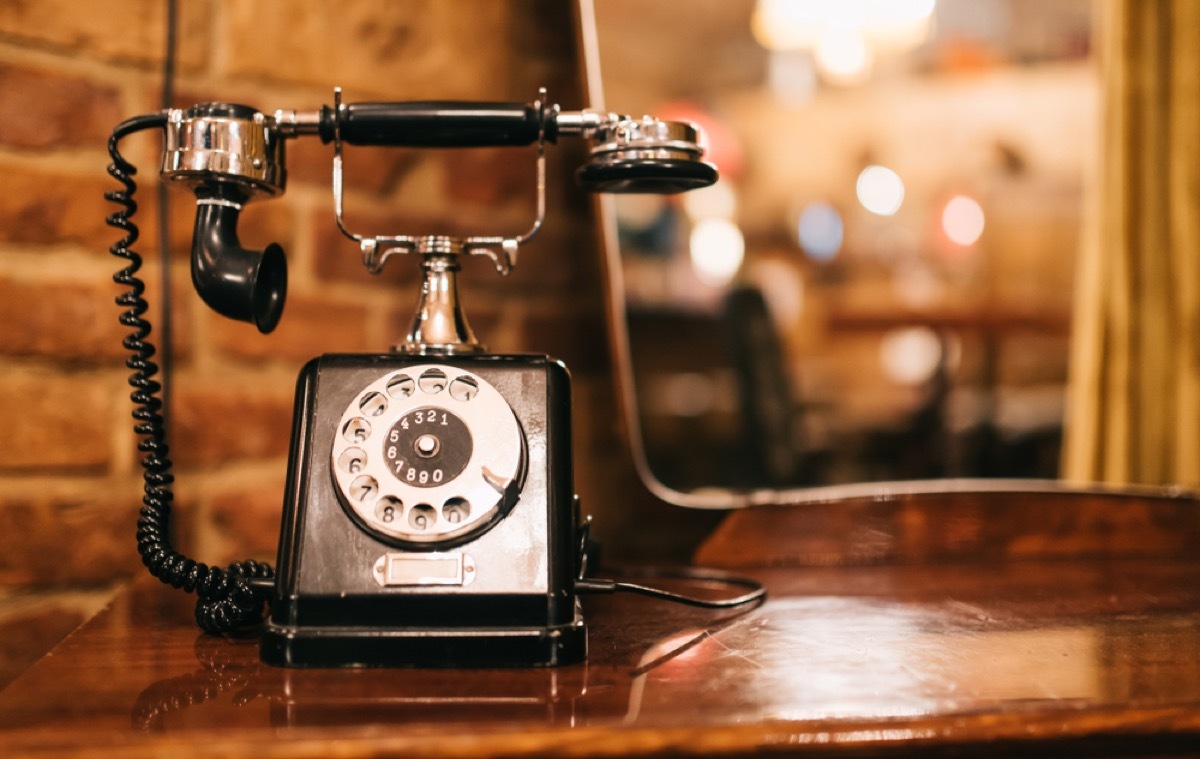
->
2, 489, 1200, 757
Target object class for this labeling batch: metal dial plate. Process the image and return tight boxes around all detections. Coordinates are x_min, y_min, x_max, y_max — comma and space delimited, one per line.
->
331, 365, 525, 545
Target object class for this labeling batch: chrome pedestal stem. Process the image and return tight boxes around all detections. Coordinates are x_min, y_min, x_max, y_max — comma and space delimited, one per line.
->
394, 237, 484, 355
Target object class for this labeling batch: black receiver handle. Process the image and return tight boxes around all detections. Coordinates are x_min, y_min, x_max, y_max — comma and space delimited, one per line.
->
318, 101, 557, 147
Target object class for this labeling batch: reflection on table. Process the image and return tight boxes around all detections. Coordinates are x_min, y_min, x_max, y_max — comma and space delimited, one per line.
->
4, 488, 1200, 756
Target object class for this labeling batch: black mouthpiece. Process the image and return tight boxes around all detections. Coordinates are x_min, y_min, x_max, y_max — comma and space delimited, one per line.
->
190, 184, 287, 333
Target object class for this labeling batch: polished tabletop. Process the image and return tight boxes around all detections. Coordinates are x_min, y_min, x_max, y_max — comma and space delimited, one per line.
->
3, 492, 1200, 757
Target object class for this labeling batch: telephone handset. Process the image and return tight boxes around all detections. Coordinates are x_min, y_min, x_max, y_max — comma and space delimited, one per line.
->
107, 89, 720, 667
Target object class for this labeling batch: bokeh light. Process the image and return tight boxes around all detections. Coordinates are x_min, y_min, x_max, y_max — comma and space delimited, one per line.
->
814, 28, 873, 85
797, 202, 844, 261
751, 0, 825, 50
767, 49, 818, 104
689, 218, 745, 286
752, 0, 937, 53
856, 165, 905, 216
941, 194, 986, 245
879, 326, 943, 385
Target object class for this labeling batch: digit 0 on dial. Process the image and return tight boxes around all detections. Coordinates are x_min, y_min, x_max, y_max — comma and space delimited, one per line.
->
330, 365, 526, 545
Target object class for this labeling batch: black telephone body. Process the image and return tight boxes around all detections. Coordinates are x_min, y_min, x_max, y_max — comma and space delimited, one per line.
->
268, 353, 580, 666
107, 90, 716, 668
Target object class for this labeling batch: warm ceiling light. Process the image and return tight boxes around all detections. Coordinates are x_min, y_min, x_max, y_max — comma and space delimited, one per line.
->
751, 0, 937, 81
814, 28, 874, 85
751, 0, 825, 51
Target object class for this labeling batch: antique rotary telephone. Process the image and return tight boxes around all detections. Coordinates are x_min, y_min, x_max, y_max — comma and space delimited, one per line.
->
107, 89, 757, 668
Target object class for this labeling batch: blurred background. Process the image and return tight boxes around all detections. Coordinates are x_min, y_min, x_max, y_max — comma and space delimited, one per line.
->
594, 0, 1093, 490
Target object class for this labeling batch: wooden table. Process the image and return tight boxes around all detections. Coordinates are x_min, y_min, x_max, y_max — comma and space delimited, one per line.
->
3, 486, 1200, 757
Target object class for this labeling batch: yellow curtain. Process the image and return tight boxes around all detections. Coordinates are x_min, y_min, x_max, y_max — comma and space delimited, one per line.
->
1064, 0, 1200, 485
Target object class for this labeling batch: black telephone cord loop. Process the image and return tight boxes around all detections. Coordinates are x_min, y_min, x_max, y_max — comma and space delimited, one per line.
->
108, 116, 274, 634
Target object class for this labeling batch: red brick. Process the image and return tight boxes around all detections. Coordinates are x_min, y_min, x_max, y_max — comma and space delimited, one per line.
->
0, 494, 143, 587
126, 183, 205, 259
453, 215, 595, 293
451, 149, 603, 294
311, 206, 426, 288
216, 1, 512, 97
210, 294, 373, 361
443, 146, 539, 207
0, 167, 115, 247
547, 142, 600, 219
169, 377, 295, 468
0, 63, 122, 150
0, 276, 130, 361
0, 368, 116, 472
167, 85, 262, 114
0, 0, 212, 69
231, 200, 296, 259
288, 137, 416, 195
209, 483, 287, 565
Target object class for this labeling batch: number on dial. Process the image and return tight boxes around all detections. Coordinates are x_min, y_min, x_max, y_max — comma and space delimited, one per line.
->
382, 407, 471, 489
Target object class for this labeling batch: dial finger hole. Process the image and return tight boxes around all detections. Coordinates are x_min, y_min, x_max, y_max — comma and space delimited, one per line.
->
408, 503, 437, 531
359, 391, 387, 416
342, 417, 371, 443
449, 377, 479, 402
418, 369, 448, 395
337, 447, 367, 474
349, 475, 379, 502
375, 495, 402, 525
387, 375, 415, 398
443, 497, 470, 525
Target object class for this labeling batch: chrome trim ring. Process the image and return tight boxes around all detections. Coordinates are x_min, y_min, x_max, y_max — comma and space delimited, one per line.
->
161, 107, 286, 197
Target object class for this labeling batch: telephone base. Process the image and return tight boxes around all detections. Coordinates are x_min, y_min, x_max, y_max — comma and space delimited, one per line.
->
260, 611, 586, 668
265, 354, 584, 668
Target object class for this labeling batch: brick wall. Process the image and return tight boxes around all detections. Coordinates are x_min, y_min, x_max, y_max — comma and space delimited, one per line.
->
0, 0, 669, 686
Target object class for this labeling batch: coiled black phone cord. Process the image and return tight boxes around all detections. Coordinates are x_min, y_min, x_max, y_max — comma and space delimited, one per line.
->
107, 115, 274, 633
